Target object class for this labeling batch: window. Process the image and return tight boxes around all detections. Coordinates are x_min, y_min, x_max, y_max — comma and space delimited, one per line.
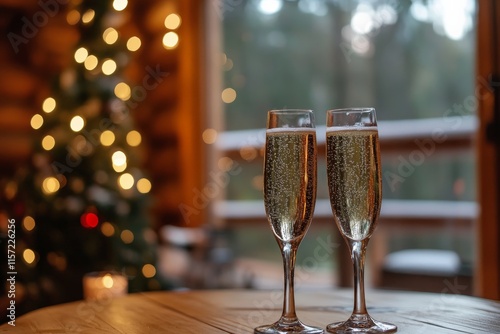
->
213, 0, 477, 289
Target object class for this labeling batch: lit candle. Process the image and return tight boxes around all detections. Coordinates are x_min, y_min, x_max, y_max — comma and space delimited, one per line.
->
83, 271, 128, 300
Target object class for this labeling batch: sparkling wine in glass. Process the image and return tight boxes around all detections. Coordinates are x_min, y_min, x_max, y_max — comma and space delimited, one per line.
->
325, 108, 397, 333
255, 109, 323, 334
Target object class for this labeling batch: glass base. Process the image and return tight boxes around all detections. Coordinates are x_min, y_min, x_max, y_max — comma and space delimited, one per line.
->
326, 314, 397, 333
255, 319, 324, 334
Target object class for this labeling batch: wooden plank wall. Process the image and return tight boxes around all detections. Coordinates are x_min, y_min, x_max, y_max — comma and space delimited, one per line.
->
0, 1, 78, 175
0, 0, 207, 230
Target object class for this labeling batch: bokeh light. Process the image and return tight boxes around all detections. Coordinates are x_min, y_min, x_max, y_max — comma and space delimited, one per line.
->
120, 230, 134, 243
113, 0, 128, 11
142, 264, 156, 278
42, 97, 56, 113
137, 178, 152, 194
112, 151, 127, 166
162, 32, 179, 49
31, 114, 44, 130
101, 222, 115, 237
67, 9, 81, 25
70, 116, 85, 132
126, 36, 141, 51
118, 173, 134, 189
42, 135, 56, 151
103, 27, 119, 44
84, 55, 98, 71
42, 177, 60, 195
74, 47, 88, 63
164, 13, 181, 29
23, 216, 36, 231
126, 130, 141, 146
82, 9, 95, 24
23, 249, 36, 265
102, 59, 117, 75
100, 130, 115, 146
221, 88, 237, 103
202, 128, 218, 144
81, 212, 99, 228
114, 82, 131, 101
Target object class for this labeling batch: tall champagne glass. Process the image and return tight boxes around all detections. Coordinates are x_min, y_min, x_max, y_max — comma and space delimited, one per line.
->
325, 108, 397, 333
255, 110, 323, 334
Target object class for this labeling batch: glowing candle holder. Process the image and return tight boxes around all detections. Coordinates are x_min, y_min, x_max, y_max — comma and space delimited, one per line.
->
83, 271, 128, 300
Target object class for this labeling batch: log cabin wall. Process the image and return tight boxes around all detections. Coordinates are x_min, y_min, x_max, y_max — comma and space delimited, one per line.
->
0, 0, 207, 230
0, 1, 78, 176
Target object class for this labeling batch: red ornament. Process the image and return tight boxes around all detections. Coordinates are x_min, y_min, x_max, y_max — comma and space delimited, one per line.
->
81, 212, 99, 228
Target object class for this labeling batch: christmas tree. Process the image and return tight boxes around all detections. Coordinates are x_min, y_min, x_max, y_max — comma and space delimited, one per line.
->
3, 0, 168, 315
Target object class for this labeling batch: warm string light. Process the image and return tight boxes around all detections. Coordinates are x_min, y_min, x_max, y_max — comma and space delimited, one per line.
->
113, 0, 128, 11
70, 116, 85, 132
103, 27, 119, 45
114, 82, 131, 101
42, 97, 56, 113
112, 150, 127, 172
31, 114, 43, 129
84, 55, 98, 71
101, 222, 115, 236
42, 177, 60, 195
127, 36, 141, 51
136, 178, 151, 194
102, 59, 117, 75
75, 47, 88, 63
162, 12, 181, 50
164, 14, 181, 29
42, 135, 56, 151
221, 88, 237, 103
142, 264, 156, 278
202, 128, 218, 144
67, 9, 81, 25
23, 216, 36, 231
120, 229, 134, 243
118, 173, 134, 189
126, 130, 141, 146
100, 130, 115, 146
23, 249, 36, 265
82, 9, 95, 24
162, 32, 179, 49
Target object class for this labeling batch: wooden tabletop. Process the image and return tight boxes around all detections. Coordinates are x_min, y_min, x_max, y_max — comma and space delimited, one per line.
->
1, 289, 499, 333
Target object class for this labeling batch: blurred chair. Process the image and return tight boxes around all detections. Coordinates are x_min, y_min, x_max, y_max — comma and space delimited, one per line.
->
378, 249, 473, 294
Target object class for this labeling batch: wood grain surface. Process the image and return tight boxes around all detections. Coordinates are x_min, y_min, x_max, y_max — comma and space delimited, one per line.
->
1, 289, 499, 333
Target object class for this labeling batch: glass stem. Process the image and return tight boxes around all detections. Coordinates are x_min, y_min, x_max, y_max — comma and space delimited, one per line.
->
348, 239, 369, 316
280, 241, 298, 323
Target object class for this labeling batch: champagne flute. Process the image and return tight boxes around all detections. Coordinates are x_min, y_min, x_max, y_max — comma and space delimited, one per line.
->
325, 108, 397, 333
255, 109, 323, 334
